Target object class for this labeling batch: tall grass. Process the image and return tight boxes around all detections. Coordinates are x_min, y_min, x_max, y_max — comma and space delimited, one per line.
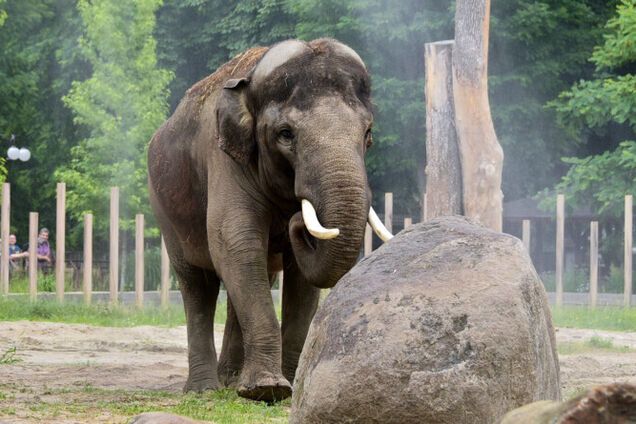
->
551, 306, 636, 332
0, 297, 187, 327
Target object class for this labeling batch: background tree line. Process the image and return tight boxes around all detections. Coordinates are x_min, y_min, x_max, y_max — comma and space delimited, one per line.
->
0, 0, 632, 257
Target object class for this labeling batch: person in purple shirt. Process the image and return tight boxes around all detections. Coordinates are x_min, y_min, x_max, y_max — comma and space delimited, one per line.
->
35, 228, 54, 272
16, 228, 55, 273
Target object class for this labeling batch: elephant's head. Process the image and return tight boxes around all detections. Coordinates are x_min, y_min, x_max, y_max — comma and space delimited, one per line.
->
217, 38, 392, 288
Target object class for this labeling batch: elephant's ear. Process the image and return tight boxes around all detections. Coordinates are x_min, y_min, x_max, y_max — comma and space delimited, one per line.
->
217, 77, 254, 165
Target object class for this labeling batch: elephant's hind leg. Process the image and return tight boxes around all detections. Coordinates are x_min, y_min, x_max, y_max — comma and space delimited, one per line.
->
175, 264, 221, 393
281, 250, 320, 383
217, 298, 244, 388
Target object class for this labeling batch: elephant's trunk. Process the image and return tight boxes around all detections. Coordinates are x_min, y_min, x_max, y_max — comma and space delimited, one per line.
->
290, 148, 369, 289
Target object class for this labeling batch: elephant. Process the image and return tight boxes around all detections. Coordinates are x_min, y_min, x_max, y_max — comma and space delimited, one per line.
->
147, 38, 392, 402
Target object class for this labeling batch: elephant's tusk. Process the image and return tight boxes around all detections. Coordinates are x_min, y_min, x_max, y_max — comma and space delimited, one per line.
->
368, 207, 394, 242
301, 199, 340, 240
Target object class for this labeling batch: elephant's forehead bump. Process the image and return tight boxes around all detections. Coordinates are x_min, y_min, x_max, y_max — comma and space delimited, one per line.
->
252, 40, 309, 84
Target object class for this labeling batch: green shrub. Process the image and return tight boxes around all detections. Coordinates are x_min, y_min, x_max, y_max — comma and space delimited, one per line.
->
540, 268, 589, 292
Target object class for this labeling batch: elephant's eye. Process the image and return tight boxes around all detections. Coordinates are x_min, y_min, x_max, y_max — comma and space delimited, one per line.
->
278, 129, 295, 146
365, 128, 373, 148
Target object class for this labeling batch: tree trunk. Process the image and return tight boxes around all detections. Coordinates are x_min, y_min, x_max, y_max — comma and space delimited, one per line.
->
452, 0, 503, 231
424, 40, 463, 218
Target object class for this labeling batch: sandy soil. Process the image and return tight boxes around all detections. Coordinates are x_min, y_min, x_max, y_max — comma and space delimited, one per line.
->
555, 327, 636, 397
0, 322, 635, 423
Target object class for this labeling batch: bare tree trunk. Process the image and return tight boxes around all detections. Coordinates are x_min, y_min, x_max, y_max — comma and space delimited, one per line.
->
424, 40, 463, 218
452, 0, 503, 231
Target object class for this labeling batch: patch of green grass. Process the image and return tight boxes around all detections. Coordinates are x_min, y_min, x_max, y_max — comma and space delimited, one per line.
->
9, 273, 61, 293
551, 306, 636, 332
587, 335, 614, 349
0, 297, 187, 327
0, 384, 289, 424
0, 296, 283, 327
0, 346, 20, 364
557, 336, 631, 355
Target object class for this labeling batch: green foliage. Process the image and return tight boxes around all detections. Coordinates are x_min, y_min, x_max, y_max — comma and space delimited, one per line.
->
549, 0, 636, 216
591, 0, 636, 71
59, 0, 173, 242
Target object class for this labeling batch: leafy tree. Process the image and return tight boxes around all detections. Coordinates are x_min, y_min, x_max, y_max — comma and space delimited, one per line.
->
548, 0, 636, 217
156, 0, 295, 110
0, 0, 86, 239
0, 0, 6, 26
58, 0, 173, 242
489, 0, 618, 201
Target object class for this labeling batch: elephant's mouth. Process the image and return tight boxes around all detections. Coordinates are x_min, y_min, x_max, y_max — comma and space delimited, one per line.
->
290, 211, 318, 252
300, 224, 318, 251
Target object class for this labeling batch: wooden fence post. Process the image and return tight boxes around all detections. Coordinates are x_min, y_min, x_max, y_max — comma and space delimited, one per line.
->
1, 183, 9, 296
364, 224, 373, 257
160, 236, 170, 308
522, 219, 531, 252
29, 212, 38, 302
384, 192, 393, 234
556, 194, 565, 307
625, 195, 633, 307
135, 214, 144, 308
83, 214, 93, 305
590, 221, 598, 309
404, 217, 412, 230
55, 182, 66, 302
109, 187, 119, 305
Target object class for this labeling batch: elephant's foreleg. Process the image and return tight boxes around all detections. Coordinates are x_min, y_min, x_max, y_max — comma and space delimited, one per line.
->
175, 264, 221, 393
215, 222, 291, 401
218, 272, 278, 388
280, 250, 321, 383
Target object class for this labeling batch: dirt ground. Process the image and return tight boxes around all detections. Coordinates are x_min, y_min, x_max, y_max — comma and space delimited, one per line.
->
1, 321, 635, 423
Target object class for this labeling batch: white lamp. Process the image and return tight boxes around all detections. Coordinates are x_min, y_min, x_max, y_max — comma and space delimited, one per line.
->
18, 148, 30, 162
7, 146, 19, 160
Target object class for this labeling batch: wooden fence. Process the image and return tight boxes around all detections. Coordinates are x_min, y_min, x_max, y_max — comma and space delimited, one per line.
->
0, 183, 634, 308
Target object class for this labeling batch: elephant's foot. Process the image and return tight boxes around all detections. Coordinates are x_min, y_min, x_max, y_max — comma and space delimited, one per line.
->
236, 370, 292, 402
183, 375, 221, 393
217, 364, 241, 388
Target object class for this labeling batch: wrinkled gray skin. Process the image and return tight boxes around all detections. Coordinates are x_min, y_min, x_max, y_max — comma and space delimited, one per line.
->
148, 39, 374, 401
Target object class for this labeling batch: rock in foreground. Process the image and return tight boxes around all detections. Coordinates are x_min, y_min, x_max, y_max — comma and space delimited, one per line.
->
291, 216, 561, 424
500, 383, 636, 423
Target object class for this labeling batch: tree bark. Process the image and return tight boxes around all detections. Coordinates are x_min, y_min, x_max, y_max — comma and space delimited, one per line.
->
452, 0, 503, 231
424, 40, 463, 218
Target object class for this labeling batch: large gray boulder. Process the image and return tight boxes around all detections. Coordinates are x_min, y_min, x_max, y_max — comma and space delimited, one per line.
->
291, 216, 560, 424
